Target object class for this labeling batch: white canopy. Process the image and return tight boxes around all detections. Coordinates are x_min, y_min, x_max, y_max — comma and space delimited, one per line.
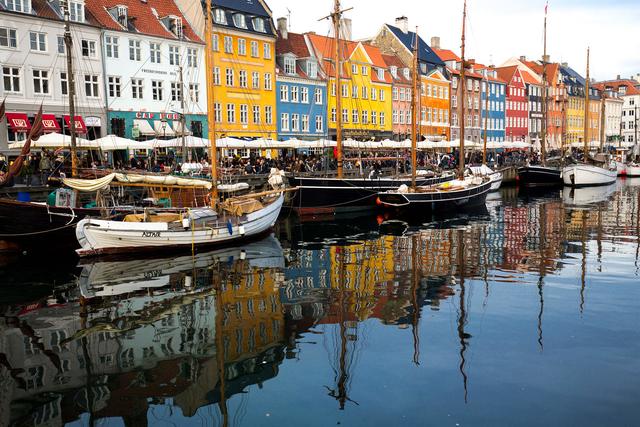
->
133, 119, 155, 136
94, 135, 152, 151
172, 121, 191, 136
158, 136, 209, 148
153, 120, 175, 137
8, 132, 96, 149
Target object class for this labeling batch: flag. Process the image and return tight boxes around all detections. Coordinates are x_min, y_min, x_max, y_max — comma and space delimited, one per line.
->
545, 2, 548, 15
0, 98, 5, 122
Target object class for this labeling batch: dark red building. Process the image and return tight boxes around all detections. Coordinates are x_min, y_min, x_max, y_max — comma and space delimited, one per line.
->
496, 66, 529, 142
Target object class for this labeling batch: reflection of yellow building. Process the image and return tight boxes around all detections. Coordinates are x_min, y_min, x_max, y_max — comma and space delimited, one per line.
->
307, 35, 393, 140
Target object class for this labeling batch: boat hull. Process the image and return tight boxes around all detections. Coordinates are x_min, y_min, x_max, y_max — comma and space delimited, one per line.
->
562, 164, 617, 187
377, 179, 493, 212
517, 165, 562, 187
626, 164, 640, 177
76, 195, 284, 257
287, 173, 454, 214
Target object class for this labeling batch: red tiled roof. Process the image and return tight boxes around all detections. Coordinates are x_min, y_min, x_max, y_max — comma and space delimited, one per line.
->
521, 70, 540, 85
448, 66, 484, 80
432, 48, 460, 62
276, 31, 310, 58
593, 79, 640, 96
85, 0, 201, 43
495, 66, 519, 85
381, 54, 411, 84
25, 0, 101, 26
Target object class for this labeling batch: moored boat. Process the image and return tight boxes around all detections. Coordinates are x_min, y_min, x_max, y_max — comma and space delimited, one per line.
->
626, 163, 640, 177
562, 162, 617, 187
517, 164, 562, 187
470, 164, 503, 191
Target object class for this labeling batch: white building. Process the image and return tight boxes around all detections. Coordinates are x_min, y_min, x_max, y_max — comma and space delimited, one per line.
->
0, 0, 107, 151
597, 80, 640, 146
85, 0, 207, 142
603, 96, 623, 142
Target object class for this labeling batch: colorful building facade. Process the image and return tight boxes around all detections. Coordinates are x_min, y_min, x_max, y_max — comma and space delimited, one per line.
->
382, 54, 412, 140
496, 66, 528, 142
477, 67, 506, 143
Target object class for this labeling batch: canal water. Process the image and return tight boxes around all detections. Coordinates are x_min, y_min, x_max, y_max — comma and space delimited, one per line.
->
1, 180, 639, 426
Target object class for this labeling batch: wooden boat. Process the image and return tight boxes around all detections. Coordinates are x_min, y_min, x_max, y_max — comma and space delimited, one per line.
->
469, 164, 503, 191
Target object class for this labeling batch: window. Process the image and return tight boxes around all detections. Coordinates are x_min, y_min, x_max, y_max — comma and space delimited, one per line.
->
227, 104, 235, 123
393, 109, 398, 124
32, 69, 49, 94
214, 8, 226, 24
399, 88, 405, 101
284, 56, 296, 74
331, 83, 336, 97
171, 82, 182, 101
226, 68, 234, 86
253, 17, 266, 32
81, 39, 96, 57
5, 0, 31, 12
281, 113, 289, 131
371, 111, 377, 125
403, 68, 410, 80
57, 36, 65, 54
233, 14, 247, 29
362, 65, 368, 75
342, 108, 349, 123
212, 34, 219, 51
151, 80, 163, 101
131, 78, 143, 99
240, 104, 248, 124
213, 67, 220, 85
380, 112, 385, 126
187, 48, 198, 68
105, 35, 118, 58
263, 42, 271, 59
84, 74, 99, 97
280, 85, 289, 102
129, 39, 141, 61
315, 115, 323, 132
264, 73, 272, 90
214, 103, 222, 122
291, 86, 299, 102
308, 61, 318, 79
331, 108, 337, 122
265, 106, 273, 124
169, 45, 180, 65
352, 85, 358, 99
150, 42, 161, 63
0, 27, 17, 48
314, 88, 322, 104
29, 32, 46, 52
224, 36, 233, 54
253, 105, 260, 124
399, 110, 405, 124
189, 83, 199, 102
239, 70, 247, 88
60, 72, 68, 95
362, 110, 369, 124
291, 114, 300, 131
302, 114, 309, 132
352, 109, 359, 123
249, 41, 259, 57
362, 86, 368, 100
69, 1, 84, 22
238, 39, 246, 56
252, 71, 259, 89
371, 88, 377, 101
377, 68, 384, 81
108, 76, 121, 98
301, 87, 309, 103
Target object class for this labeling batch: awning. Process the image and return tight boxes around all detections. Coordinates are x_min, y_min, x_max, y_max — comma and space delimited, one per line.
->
133, 119, 155, 136
154, 120, 176, 137
5, 113, 31, 132
63, 115, 87, 134
41, 114, 61, 133
172, 120, 191, 136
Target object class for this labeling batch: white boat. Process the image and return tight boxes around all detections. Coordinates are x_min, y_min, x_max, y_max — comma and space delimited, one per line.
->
562, 163, 617, 187
626, 163, 640, 177
76, 193, 284, 257
469, 164, 503, 191
615, 161, 627, 176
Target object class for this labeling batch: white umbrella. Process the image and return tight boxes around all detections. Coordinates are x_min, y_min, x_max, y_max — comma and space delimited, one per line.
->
93, 135, 152, 151
8, 132, 95, 149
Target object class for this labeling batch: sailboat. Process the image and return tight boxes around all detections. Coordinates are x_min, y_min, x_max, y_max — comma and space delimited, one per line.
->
377, 5, 492, 212
517, 5, 563, 187
287, 1, 453, 215
74, 0, 286, 257
562, 49, 617, 187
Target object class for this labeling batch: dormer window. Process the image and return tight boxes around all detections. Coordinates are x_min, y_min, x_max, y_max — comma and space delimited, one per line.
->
2, 0, 31, 13
68, 1, 85, 23
284, 56, 296, 75
109, 5, 128, 28
390, 66, 398, 78
307, 60, 318, 79
420, 63, 427, 74
403, 68, 410, 80
377, 68, 384, 81
213, 8, 226, 25
253, 17, 265, 33
233, 14, 247, 29
169, 17, 183, 38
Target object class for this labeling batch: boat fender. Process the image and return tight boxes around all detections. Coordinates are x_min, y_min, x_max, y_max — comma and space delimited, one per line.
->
182, 218, 190, 229
240, 250, 246, 260
239, 225, 246, 236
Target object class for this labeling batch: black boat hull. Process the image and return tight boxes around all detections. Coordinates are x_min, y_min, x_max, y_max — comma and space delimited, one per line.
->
517, 166, 562, 187
287, 173, 454, 214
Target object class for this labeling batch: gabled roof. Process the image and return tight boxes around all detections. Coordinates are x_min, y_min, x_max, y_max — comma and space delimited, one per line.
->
593, 79, 640, 96
521, 70, 541, 86
213, 0, 271, 17
276, 32, 310, 58
2, 0, 102, 27
432, 48, 460, 63
385, 24, 445, 69
495, 66, 519, 85
86, 0, 202, 42
381, 54, 411, 85
448, 67, 484, 80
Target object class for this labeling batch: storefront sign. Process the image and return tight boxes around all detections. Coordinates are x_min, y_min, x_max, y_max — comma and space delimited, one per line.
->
134, 112, 180, 121
84, 116, 102, 127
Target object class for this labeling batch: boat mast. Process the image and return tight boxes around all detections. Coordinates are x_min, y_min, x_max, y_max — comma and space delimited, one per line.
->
62, 0, 78, 177
599, 96, 605, 153
332, 1, 344, 178
458, 0, 467, 179
583, 48, 590, 160
541, 5, 548, 167
411, 28, 419, 188
179, 65, 187, 164
204, 0, 218, 207
482, 72, 488, 165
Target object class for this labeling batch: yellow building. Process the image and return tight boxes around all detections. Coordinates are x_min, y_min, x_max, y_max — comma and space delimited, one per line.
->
307, 35, 393, 141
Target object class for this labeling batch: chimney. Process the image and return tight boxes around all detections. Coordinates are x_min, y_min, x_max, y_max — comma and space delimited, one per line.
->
616, 74, 621, 80
430, 36, 440, 50
561, 62, 568, 67
277, 17, 288, 39
519, 55, 527, 62
542, 54, 550, 63
340, 18, 352, 41
395, 16, 408, 34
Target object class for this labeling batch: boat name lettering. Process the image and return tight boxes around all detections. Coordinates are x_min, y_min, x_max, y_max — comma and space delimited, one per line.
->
142, 231, 161, 238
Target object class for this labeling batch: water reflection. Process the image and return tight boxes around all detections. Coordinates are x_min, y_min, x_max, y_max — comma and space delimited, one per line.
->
0, 181, 639, 425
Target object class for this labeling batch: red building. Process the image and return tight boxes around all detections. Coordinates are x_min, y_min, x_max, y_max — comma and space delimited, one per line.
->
496, 66, 529, 142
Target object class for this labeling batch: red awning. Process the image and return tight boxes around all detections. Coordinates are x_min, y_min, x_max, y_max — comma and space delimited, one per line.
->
5, 113, 31, 132
63, 115, 87, 134
41, 114, 61, 133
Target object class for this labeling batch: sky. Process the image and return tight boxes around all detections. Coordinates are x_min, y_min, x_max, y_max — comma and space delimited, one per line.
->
266, 0, 640, 81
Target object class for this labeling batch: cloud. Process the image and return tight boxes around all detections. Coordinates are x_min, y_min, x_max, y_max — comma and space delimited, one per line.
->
268, 0, 640, 81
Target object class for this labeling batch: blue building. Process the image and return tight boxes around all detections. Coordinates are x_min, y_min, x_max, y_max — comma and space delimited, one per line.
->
479, 67, 507, 143
275, 20, 327, 142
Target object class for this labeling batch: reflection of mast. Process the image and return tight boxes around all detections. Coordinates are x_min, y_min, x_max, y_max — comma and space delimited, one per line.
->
79, 298, 94, 425
580, 210, 588, 315
596, 204, 603, 272
456, 229, 469, 403
636, 191, 640, 272
213, 263, 229, 427
537, 203, 547, 351
411, 234, 421, 365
